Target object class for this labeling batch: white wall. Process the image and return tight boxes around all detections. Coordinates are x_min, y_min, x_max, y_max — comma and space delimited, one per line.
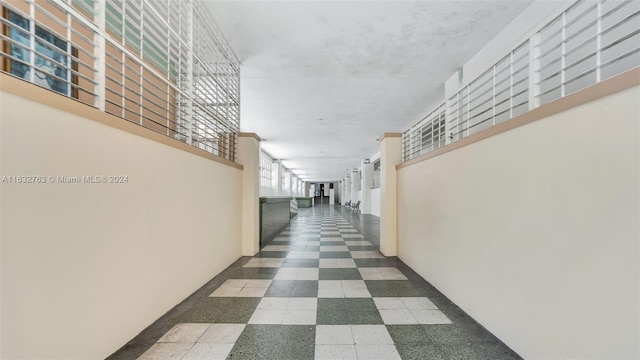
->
397, 85, 639, 359
370, 188, 381, 217
344, 177, 351, 203
260, 185, 277, 197
350, 173, 359, 203
0, 91, 243, 359
365, 152, 380, 216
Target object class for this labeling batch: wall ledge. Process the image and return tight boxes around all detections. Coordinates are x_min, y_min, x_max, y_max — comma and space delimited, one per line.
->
378, 132, 402, 142
238, 132, 261, 142
0, 73, 243, 170
397, 67, 640, 170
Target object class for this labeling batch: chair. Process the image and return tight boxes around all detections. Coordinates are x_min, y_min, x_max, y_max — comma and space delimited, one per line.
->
351, 200, 361, 213
344, 200, 351, 208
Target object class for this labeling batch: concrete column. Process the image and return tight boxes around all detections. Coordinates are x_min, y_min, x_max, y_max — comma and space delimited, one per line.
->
237, 132, 261, 256
329, 183, 335, 205
379, 132, 402, 257
350, 170, 358, 203
361, 160, 373, 214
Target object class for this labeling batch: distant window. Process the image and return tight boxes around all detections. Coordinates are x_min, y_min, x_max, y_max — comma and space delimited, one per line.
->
3, 8, 77, 97
259, 156, 272, 192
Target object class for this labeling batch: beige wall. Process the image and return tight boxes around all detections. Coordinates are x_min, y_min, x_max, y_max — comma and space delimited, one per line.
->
397, 85, 639, 359
0, 91, 243, 359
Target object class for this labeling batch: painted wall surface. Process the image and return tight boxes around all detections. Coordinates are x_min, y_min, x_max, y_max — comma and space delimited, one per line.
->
370, 188, 381, 217
397, 86, 639, 359
350, 174, 359, 203
355, 190, 362, 205
344, 177, 351, 203
260, 182, 277, 197
0, 92, 243, 359
366, 153, 381, 216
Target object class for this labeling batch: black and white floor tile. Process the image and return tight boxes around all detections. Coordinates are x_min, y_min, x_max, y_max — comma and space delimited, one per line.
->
109, 206, 521, 360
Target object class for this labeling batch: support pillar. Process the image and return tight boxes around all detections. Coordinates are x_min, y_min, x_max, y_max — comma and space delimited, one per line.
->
329, 183, 335, 205
379, 132, 402, 257
344, 175, 351, 205
361, 160, 372, 214
351, 170, 358, 204
237, 132, 261, 256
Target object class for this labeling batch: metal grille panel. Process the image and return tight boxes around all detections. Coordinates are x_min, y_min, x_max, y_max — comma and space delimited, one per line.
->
403, 0, 639, 162
0, 0, 240, 161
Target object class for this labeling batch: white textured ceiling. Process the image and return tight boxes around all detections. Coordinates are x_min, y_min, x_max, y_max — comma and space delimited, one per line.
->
203, 0, 531, 182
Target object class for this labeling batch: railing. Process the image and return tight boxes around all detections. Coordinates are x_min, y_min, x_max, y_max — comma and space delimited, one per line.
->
402, 102, 446, 161
448, 41, 530, 143
403, 0, 639, 162
0, 0, 239, 161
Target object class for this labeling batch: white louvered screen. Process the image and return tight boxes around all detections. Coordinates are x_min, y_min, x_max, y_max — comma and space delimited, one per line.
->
0, 0, 240, 161
403, 0, 639, 162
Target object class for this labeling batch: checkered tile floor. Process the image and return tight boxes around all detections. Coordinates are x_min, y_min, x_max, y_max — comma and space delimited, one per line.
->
111, 206, 520, 360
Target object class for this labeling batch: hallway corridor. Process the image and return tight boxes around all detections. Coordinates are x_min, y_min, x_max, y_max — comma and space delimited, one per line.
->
109, 206, 521, 360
